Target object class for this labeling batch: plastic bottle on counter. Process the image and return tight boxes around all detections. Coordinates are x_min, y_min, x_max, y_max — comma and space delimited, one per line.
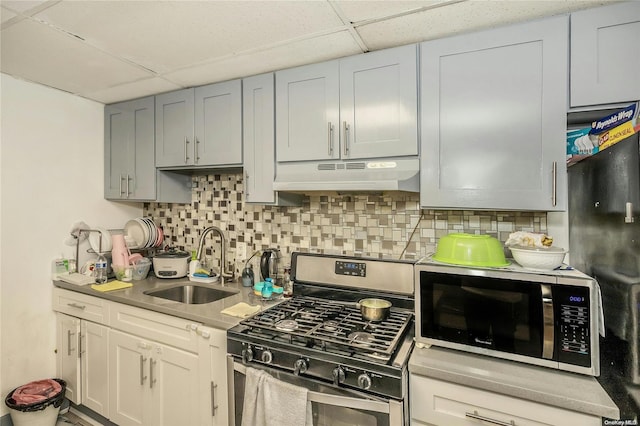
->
262, 277, 273, 298
188, 250, 201, 277
94, 254, 108, 284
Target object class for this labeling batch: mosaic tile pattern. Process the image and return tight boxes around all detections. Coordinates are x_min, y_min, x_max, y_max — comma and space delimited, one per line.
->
144, 173, 547, 277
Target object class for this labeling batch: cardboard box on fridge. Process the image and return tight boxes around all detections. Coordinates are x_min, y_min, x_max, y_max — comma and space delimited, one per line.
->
567, 102, 640, 166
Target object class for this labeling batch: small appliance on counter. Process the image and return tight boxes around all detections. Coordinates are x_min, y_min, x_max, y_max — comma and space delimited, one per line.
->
414, 257, 602, 377
152, 248, 190, 278
260, 248, 281, 283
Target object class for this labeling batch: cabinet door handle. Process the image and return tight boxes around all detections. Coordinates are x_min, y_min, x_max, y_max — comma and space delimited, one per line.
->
465, 410, 515, 426
541, 284, 554, 359
184, 137, 190, 164
195, 138, 200, 164
343, 121, 350, 157
67, 330, 75, 356
210, 381, 218, 417
67, 303, 86, 310
139, 355, 147, 385
119, 174, 124, 196
78, 331, 83, 358
551, 161, 557, 207
150, 358, 157, 388
126, 174, 131, 198
328, 122, 334, 156
245, 171, 250, 197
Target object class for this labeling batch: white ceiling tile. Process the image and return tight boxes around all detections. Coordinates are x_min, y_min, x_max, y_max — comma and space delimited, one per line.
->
356, 0, 607, 49
82, 77, 183, 105
334, 0, 445, 23
1, 0, 51, 14
34, 1, 345, 74
0, 18, 153, 95
162, 31, 364, 87
1, 6, 18, 24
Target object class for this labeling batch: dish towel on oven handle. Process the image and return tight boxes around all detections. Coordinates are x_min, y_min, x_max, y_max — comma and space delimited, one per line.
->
241, 367, 313, 426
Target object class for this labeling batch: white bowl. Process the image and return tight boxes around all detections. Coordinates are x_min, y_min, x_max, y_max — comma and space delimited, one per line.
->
509, 245, 567, 271
89, 227, 112, 253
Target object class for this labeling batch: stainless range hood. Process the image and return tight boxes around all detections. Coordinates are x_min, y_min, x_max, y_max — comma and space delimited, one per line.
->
273, 158, 420, 192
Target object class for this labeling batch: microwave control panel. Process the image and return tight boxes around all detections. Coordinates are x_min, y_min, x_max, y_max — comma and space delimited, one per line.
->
554, 285, 592, 367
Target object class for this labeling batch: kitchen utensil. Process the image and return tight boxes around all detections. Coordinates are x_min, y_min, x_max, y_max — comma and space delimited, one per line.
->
131, 257, 152, 280
110, 234, 130, 267
152, 249, 190, 278
433, 233, 509, 267
509, 245, 567, 271
358, 298, 392, 322
260, 249, 281, 281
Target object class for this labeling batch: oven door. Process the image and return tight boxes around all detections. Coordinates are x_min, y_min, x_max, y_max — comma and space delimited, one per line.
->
227, 357, 405, 426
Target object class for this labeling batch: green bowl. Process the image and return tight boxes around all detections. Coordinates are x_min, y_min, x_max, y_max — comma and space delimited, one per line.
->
433, 233, 509, 267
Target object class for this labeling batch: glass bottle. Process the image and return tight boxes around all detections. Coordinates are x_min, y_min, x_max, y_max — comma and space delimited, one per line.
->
283, 265, 293, 298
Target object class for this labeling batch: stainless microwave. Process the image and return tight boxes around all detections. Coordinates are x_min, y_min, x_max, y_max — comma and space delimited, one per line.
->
415, 262, 601, 376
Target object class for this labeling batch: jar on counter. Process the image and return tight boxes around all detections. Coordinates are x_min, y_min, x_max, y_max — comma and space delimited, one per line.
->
283, 265, 293, 298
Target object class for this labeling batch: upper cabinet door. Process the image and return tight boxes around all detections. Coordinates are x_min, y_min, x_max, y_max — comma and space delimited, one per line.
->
420, 15, 568, 211
243, 73, 276, 204
194, 80, 242, 166
276, 60, 340, 162
155, 89, 195, 167
571, 2, 640, 107
339, 45, 418, 160
104, 96, 155, 200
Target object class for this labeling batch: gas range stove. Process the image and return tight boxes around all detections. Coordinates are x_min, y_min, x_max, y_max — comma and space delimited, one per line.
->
227, 252, 416, 400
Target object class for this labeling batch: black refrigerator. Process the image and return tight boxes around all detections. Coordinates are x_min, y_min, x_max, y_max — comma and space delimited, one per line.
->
568, 107, 640, 419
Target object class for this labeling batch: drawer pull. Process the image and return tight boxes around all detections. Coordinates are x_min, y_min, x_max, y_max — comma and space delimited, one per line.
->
67, 303, 86, 310
465, 410, 515, 426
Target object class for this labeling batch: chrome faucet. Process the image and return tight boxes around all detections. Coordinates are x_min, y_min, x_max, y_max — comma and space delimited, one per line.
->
196, 226, 233, 282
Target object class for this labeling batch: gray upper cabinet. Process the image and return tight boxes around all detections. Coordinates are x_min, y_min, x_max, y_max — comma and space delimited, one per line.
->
105, 97, 155, 200
276, 44, 418, 163
276, 60, 340, 162
155, 80, 242, 168
105, 96, 191, 203
570, 2, 640, 107
420, 15, 569, 211
243, 73, 301, 205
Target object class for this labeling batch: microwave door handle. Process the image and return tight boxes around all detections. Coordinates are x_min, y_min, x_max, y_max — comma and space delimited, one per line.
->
541, 284, 554, 359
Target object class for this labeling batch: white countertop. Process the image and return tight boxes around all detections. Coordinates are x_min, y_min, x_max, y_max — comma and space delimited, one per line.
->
409, 345, 620, 419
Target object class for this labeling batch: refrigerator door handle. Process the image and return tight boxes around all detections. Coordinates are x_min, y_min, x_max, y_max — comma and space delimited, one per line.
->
625, 202, 635, 223
552, 161, 557, 207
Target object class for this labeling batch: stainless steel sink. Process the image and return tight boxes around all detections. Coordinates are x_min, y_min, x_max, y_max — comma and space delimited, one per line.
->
144, 284, 237, 304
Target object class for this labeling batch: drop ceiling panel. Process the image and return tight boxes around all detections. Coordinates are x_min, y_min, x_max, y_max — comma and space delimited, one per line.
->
83, 77, 183, 105
163, 30, 363, 87
34, 1, 345, 74
357, 0, 605, 49
335, 0, 445, 23
1, 18, 153, 95
1, 6, 18, 24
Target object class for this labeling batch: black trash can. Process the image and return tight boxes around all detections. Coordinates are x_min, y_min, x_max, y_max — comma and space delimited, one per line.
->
4, 378, 66, 426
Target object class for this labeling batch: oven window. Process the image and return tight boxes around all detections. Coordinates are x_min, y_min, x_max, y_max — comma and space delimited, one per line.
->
233, 369, 393, 426
420, 271, 544, 357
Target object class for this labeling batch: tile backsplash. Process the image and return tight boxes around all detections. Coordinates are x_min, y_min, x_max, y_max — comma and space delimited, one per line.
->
144, 173, 547, 276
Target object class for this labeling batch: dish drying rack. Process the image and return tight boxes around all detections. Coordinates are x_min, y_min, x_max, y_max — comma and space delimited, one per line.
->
71, 229, 158, 263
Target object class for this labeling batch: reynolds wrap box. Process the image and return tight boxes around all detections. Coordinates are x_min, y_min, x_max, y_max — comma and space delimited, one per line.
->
567, 102, 640, 166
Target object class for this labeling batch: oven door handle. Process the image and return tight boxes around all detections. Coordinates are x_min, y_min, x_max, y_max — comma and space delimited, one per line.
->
541, 284, 554, 359
232, 361, 390, 414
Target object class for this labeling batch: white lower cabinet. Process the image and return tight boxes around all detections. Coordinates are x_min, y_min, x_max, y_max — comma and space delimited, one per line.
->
56, 314, 109, 418
410, 375, 600, 426
109, 329, 200, 426
53, 288, 229, 426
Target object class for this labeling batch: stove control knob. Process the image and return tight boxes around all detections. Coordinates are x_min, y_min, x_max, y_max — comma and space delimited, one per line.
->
241, 346, 254, 364
332, 367, 345, 385
293, 359, 308, 376
261, 350, 273, 364
357, 373, 372, 390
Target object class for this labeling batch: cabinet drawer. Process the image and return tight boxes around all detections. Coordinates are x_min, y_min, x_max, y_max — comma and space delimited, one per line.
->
410, 375, 600, 426
53, 288, 109, 324
110, 303, 201, 352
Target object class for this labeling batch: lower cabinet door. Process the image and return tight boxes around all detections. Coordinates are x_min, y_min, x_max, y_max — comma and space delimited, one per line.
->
109, 329, 152, 426
81, 321, 109, 417
151, 343, 200, 426
56, 313, 81, 404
